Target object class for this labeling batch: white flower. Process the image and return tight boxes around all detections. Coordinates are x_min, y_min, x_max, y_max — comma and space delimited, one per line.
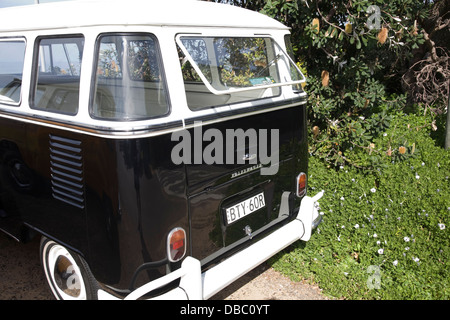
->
377, 240, 381, 245
370, 188, 376, 193
383, 133, 387, 137
393, 260, 398, 266
412, 257, 420, 263
354, 224, 360, 229
405, 247, 410, 251
415, 174, 420, 179
438, 223, 445, 230
404, 236, 410, 242
340, 196, 345, 201
378, 249, 384, 255
373, 233, 378, 238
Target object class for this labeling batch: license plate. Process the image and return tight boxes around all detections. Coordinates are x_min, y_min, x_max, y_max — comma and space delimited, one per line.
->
225, 192, 266, 225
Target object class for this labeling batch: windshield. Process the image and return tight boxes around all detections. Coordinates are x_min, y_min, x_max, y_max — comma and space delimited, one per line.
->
177, 35, 305, 110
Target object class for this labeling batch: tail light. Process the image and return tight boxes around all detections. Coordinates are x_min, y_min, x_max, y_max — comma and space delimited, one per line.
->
167, 228, 186, 262
296, 172, 307, 197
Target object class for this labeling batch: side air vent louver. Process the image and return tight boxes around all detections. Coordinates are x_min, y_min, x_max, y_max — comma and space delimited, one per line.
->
49, 134, 85, 209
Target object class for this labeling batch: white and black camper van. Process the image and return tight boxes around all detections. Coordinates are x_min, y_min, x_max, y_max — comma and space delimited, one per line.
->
0, 0, 323, 300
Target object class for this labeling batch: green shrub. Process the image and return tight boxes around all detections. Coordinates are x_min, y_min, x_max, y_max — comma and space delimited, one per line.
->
270, 110, 450, 299
259, 0, 431, 170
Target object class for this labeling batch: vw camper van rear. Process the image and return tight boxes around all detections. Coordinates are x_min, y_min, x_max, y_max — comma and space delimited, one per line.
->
0, 0, 323, 300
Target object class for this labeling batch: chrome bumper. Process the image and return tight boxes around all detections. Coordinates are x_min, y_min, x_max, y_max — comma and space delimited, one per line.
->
98, 190, 324, 300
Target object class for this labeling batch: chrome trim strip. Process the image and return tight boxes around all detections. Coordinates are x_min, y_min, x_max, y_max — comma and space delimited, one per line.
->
184, 96, 306, 126
0, 96, 306, 139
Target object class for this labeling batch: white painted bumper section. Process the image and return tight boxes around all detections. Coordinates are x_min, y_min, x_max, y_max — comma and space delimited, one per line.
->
98, 191, 324, 300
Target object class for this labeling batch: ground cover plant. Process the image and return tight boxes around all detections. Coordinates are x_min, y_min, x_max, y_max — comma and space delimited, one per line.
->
214, 0, 450, 299
270, 107, 449, 299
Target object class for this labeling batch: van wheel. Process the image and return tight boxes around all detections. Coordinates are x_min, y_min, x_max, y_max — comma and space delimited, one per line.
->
40, 237, 98, 300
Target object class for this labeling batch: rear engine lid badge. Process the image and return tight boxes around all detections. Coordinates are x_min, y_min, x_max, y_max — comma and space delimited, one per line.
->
231, 164, 262, 179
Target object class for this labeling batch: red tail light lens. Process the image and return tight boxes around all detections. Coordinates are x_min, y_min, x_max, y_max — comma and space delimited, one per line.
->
167, 228, 186, 262
296, 172, 307, 197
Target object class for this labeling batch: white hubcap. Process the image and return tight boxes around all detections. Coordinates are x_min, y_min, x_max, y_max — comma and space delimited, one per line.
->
43, 242, 87, 300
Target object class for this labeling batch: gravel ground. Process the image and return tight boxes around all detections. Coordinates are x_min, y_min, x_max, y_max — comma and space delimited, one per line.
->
211, 263, 328, 300
0, 232, 327, 300
0, 233, 53, 300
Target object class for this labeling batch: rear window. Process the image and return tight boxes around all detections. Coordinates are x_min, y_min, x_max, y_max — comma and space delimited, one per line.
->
30, 35, 84, 115
0, 39, 26, 105
91, 33, 169, 121
177, 36, 305, 111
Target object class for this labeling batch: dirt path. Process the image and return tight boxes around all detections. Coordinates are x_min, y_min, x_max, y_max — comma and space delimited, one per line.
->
0, 233, 327, 300
0, 233, 53, 300
210, 263, 327, 300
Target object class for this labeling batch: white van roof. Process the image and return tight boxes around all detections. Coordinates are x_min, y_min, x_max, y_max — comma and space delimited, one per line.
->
0, 0, 288, 32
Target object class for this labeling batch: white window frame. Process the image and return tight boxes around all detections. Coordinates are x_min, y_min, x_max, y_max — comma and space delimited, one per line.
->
175, 34, 306, 96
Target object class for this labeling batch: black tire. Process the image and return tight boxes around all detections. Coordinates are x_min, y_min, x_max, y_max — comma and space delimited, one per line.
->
40, 237, 98, 300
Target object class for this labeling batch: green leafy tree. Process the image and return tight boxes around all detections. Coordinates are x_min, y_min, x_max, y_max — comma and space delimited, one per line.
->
212, 0, 447, 168
261, 0, 431, 168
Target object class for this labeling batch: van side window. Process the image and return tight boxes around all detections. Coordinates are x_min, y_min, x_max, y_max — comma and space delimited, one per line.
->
91, 34, 169, 121
179, 40, 212, 84
178, 36, 282, 111
30, 36, 84, 115
284, 34, 304, 93
0, 39, 26, 105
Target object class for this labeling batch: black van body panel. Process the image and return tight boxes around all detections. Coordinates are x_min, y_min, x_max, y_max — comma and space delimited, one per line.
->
0, 117, 90, 253
0, 117, 188, 290
186, 105, 308, 266
0, 101, 307, 293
